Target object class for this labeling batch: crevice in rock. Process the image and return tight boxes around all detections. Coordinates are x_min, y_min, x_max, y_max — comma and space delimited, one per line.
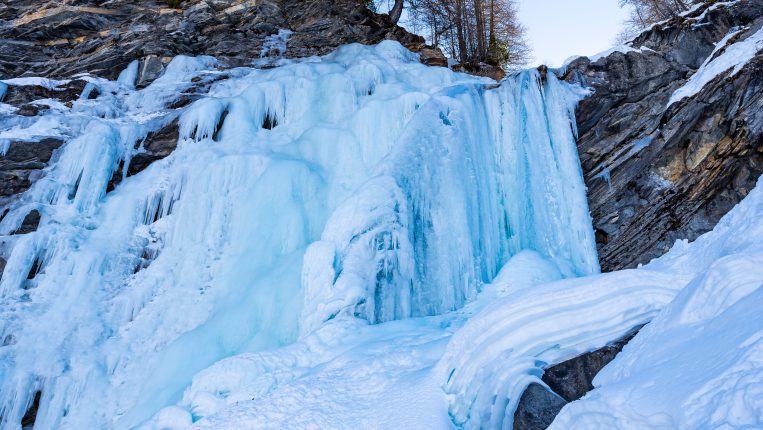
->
263, 110, 278, 130
212, 109, 229, 141
26, 257, 42, 280
21, 390, 41, 429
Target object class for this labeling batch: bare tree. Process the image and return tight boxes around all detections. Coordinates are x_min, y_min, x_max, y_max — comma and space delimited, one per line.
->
619, 0, 697, 37
400, 0, 529, 69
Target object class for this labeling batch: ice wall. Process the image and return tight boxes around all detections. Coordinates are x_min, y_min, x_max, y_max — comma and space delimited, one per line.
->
0, 41, 597, 429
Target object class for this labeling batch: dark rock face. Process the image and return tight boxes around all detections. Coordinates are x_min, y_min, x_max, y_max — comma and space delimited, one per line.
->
1, 80, 90, 106
0, 138, 65, 199
514, 327, 641, 429
21, 390, 41, 429
12, 210, 41, 235
0, 0, 445, 81
565, 0, 763, 271
107, 120, 180, 192
129, 120, 179, 176
513, 383, 567, 430
541, 327, 640, 402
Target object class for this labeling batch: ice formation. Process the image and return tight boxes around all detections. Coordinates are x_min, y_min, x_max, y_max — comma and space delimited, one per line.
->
2, 37, 761, 430
0, 41, 598, 429
167, 177, 763, 430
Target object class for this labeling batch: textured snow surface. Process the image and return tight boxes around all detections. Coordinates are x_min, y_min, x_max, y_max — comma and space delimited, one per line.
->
0, 41, 598, 429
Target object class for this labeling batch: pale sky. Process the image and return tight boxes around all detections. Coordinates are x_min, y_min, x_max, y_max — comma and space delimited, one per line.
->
387, 0, 631, 67
517, 0, 631, 66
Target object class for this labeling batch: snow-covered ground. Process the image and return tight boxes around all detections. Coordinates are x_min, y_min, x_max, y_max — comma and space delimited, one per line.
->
0, 37, 761, 430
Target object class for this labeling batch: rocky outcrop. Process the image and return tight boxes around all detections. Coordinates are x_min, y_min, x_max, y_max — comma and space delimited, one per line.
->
0, 138, 64, 201
514, 327, 641, 430
0, 0, 445, 81
513, 383, 567, 430
565, 0, 763, 271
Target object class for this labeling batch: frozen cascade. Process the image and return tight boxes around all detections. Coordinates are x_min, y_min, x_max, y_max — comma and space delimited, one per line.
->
0, 41, 598, 429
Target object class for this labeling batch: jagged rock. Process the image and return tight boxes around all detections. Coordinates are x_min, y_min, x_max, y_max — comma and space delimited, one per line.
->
21, 390, 41, 429
541, 327, 641, 402
0, 138, 65, 199
0, 0, 443, 80
129, 120, 179, 175
453, 62, 507, 81
12, 209, 41, 235
514, 327, 642, 429
514, 383, 567, 430
415, 46, 449, 67
1, 79, 90, 106
107, 120, 179, 191
136, 55, 167, 88
565, 0, 763, 271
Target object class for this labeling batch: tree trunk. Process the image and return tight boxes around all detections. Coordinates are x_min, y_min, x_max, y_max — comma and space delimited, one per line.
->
389, 0, 404, 24
454, 0, 468, 63
473, 0, 486, 61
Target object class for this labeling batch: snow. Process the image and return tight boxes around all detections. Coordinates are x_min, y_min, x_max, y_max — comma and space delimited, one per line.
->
669, 25, 763, 106
550, 177, 763, 430
259, 29, 293, 60
0, 77, 70, 90
1, 38, 762, 430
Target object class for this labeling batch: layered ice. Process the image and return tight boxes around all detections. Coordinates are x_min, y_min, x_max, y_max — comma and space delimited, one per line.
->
0, 41, 599, 429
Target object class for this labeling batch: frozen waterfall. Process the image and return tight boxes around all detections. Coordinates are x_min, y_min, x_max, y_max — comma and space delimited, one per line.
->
0, 41, 598, 429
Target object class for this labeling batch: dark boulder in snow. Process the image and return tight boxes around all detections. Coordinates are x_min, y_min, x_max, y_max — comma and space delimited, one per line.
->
541, 326, 640, 402
514, 383, 567, 430
514, 326, 641, 429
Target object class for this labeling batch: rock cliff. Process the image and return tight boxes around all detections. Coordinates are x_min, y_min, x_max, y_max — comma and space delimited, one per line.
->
565, 0, 763, 271
0, 0, 444, 80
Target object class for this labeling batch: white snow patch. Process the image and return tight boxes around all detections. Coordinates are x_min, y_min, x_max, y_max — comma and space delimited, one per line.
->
0, 77, 70, 89
669, 25, 763, 106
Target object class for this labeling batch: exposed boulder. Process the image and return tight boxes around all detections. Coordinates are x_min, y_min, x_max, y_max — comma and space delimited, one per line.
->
565, 0, 763, 271
129, 120, 179, 176
513, 383, 567, 430
1, 79, 91, 106
514, 327, 642, 429
107, 120, 179, 192
541, 327, 641, 402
